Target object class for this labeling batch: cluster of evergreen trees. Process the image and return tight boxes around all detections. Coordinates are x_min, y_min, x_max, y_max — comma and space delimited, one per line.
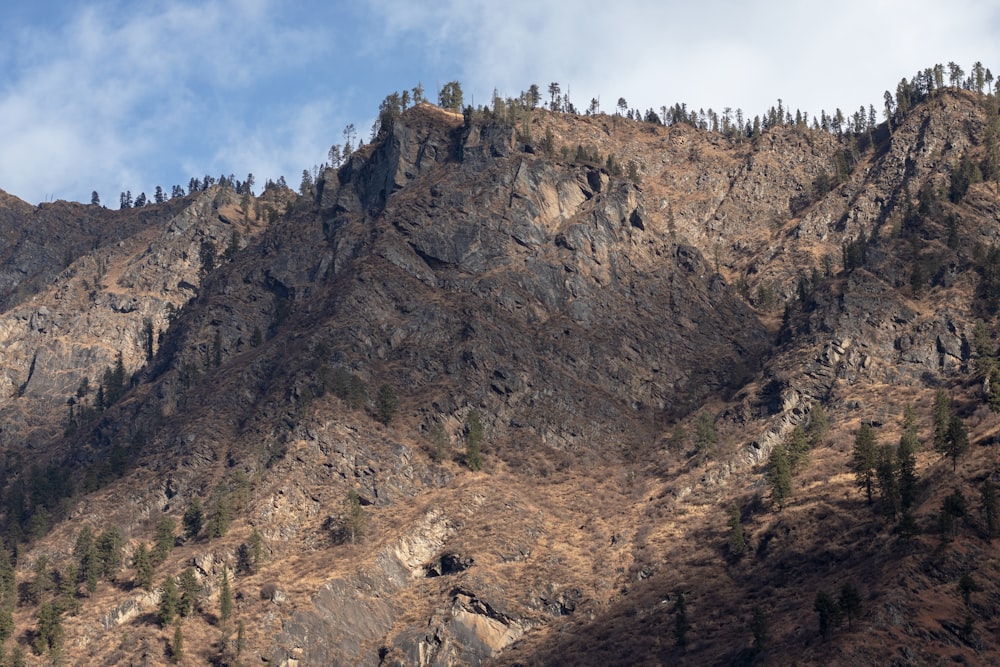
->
107, 172, 257, 210
0, 475, 265, 661
764, 405, 829, 510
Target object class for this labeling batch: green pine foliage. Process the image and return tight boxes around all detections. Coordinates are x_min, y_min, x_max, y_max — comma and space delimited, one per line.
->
767, 445, 792, 509
28, 556, 53, 605
942, 415, 970, 470
329, 367, 366, 409
813, 590, 842, 640
673, 590, 691, 648
183, 498, 204, 539
133, 543, 154, 592
207, 483, 233, 539
750, 605, 768, 652
343, 489, 366, 545
786, 426, 811, 473
34, 601, 63, 658
96, 527, 123, 581
897, 415, 920, 512
807, 405, 829, 447
152, 516, 176, 565
959, 573, 981, 607
238, 529, 266, 574
178, 568, 200, 617
219, 570, 233, 625
875, 445, 901, 520
75, 526, 100, 592
376, 384, 397, 425
940, 488, 968, 540
933, 390, 951, 453
159, 575, 179, 626
839, 581, 863, 630
432, 420, 449, 463
171, 621, 184, 663
982, 478, 999, 541
852, 424, 878, 504
465, 409, 484, 472
694, 412, 718, 457
989, 366, 1000, 413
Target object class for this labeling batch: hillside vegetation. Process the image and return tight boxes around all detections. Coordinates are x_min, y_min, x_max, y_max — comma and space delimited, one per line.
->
0, 66, 997, 665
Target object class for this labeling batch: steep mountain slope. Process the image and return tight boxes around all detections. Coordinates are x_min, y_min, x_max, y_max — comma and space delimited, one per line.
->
0, 85, 999, 666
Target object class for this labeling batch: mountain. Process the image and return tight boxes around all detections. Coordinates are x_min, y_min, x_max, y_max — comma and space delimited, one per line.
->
0, 80, 999, 666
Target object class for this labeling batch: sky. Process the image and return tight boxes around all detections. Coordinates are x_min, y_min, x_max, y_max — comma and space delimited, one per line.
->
0, 0, 998, 205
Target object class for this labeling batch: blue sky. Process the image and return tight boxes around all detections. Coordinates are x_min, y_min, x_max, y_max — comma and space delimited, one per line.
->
1, 0, 998, 205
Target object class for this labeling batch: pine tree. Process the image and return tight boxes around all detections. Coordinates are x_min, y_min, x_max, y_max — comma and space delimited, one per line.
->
29, 555, 53, 604
207, 483, 233, 539
941, 415, 969, 471
376, 384, 397, 425
237, 528, 265, 574
813, 590, 842, 640
933, 390, 951, 453
432, 420, 448, 463
940, 488, 968, 540
981, 478, 998, 541
183, 498, 204, 539
57, 561, 79, 613
159, 575, 179, 626
75, 526, 100, 592
875, 445, 901, 519
465, 409, 483, 471
852, 424, 878, 503
786, 425, 810, 473
438, 81, 463, 110
694, 412, 717, 456
299, 169, 314, 195
343, 489, 366, 544
152, 516, 176, 565
673, 590, 691, 648
178, 567, 199, 617
34, 601, 63, 658
0, 548, 14, 637
219, 570, 233, 626
199, 239, 217, 276
749, 605, 768, 652
96, 526, 123, 581
839, 580, 862, 630
807, 404, 829, 447
959, 573, 981, 607
171, 620, 184, 663
669, 423, 688, 454
767, 445, 792, 509
989, 366, 1000, 413
897, 420, 920, 511
0, 605, 13, 644
133, 543, 154, 591
237, 619, 247, 657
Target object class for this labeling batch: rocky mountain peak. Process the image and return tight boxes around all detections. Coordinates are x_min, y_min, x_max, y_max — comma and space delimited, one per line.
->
0, 82, 999, 665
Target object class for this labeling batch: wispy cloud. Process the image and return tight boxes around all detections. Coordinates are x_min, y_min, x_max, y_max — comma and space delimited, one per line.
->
366, 0, 1000, 123
0, 0, 344, 203
1, 0, 998, 204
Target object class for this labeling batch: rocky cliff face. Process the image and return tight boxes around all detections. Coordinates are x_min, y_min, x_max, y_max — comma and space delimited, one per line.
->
0, 187, 270, 452
1, 90, 999, 666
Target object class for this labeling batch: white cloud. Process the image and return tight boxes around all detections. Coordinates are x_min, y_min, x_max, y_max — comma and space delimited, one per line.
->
0, 0, 342, 203
1, 0, 998, 204
366, 0, 1000, 123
